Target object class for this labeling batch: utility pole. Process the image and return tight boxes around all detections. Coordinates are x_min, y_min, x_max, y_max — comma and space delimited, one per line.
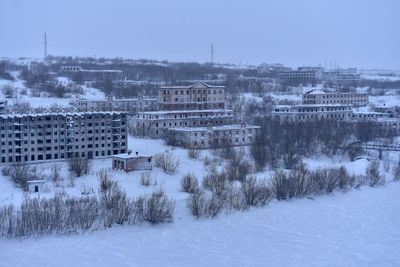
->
43, 32, 48, 60
211, 42, 214, 65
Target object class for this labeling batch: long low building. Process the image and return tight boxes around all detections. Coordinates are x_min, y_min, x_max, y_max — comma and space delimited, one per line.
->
135, 109, 233, 138
0, 111, 127, 164
167, 122, 260, 148
302, 89, 368, 107
272, 104, 353, 122
75, 97, 157, 113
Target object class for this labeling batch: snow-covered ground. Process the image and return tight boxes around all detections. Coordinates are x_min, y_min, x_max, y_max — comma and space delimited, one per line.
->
1, 176, 399, 266
0, 74, 105, 108
1, 136, 400, 266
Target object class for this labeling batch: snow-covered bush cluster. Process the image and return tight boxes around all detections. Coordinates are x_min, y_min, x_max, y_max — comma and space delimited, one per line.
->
154, 150, 180, 175
0, 170, 175, 238
186, 161, 387, 219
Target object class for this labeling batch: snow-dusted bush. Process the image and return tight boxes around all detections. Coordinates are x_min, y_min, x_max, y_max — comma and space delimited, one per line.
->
187, 148, 201, 159
365, 161, 385, 187
98, 170, 132, 227
270, 165, 360, 200
154, 151, 179, 175
394, 161, 400, 182
202, 169, 229, 196
0, 194, 99, 238
50, 163, 61, 182
2, 164, 42, 191
142, 189, 175, 224
202, 194, 224, 218
180, 173, 199, 193
140, 172, 152, 187
241, 177, 272, 207
0, 174, 176, 238
186, 189, 206, 218
68, 156, 91, 177
226, 155, 251, 182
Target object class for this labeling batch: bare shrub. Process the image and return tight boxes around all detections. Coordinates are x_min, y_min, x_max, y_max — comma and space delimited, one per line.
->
2, 84, 16, 98
140, 172, 151, 186
3, 164, 41, 191
241, 177, 272, 207
154, 151, 179, 175
223, 185, 247, 211
68, 156, 90, 177
50, 163, 61, 182
226, 155, 251, 182
180, 173, 199, 193
143, 188, 175, 224
203, 194, 224, 217
98, 169, 133, 227
203, 155, 212, 166
0, 194, 99, 238
366, 161, 385, 187
187, 149, 201, 159
186, 189, 206, 218
202, 169, 229, 196
394, 160, 400, 182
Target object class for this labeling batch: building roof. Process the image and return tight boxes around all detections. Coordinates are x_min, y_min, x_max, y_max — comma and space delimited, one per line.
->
137, 109, 233, 115
161, 81, 225, 89
27, 180, 45, 184
0, 111, 127, 119
168, 124, 260, 132
113, 153, 152, 159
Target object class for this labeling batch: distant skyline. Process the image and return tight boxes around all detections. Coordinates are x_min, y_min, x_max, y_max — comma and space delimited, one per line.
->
1, 0, 399, 69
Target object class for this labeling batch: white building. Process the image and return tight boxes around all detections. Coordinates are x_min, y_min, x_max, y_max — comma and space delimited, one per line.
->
272, 104, 353, 122
302, 90, 368, 107
168, 122, 260, 148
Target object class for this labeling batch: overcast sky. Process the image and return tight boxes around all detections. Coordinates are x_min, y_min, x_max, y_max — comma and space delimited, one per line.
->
1, 0, 399, 69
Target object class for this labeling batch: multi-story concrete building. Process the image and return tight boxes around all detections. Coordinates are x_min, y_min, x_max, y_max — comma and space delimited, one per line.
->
135, 109, 233, 138
302, 90, 368, 107
168, 122, 260, 149
158, 82, 225, 111
277, 67, 323, 80
0, 111, 127, 164
75, 97, 157, 114
272, 104, 353, 122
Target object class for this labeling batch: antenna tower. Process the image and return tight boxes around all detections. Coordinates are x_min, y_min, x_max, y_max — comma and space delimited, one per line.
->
211, 42, 214, 65
43, 32, 48, 59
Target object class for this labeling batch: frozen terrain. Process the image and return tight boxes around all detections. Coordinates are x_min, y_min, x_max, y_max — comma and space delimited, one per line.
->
1, 137, 399, 267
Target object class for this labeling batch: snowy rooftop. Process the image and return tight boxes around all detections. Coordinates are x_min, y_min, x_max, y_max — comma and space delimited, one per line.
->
113, 153, 152, 159
274, 103, 350, 109
138, 109, 233, 115
161, 82, 225, 89
0, 111, 127, 119
27, 180, 45, 184
169, 124, 260, 132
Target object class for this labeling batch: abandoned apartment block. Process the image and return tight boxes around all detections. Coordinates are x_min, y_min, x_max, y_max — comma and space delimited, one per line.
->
0, 111, 128, 164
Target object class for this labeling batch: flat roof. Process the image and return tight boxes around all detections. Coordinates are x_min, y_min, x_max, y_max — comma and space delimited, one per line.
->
169, 124, 260, 132
137, 109, 233, 115
113, 153, 152, 159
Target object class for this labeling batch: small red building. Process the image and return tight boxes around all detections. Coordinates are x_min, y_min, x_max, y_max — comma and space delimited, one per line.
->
112, 152, 153, 172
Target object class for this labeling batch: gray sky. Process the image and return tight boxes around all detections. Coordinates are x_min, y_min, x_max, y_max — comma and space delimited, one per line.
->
1, 0, 399, 69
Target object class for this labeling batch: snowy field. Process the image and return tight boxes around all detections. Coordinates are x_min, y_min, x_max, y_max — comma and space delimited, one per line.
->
1, 136, 400, 267
0, 75, 105, 108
